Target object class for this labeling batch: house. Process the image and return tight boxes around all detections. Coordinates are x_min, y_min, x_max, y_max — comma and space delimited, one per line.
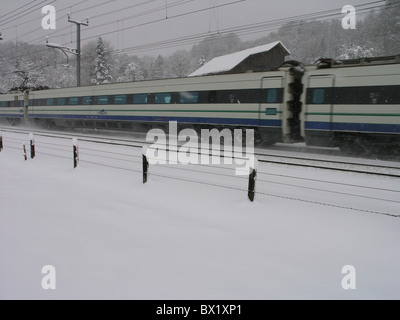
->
189, 41, 291, 77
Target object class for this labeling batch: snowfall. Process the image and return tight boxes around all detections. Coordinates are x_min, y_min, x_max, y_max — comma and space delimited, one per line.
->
0, 129, 399, 300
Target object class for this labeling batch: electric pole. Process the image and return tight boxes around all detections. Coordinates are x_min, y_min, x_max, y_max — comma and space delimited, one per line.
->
46, 14, 89, 87
68, 14, 89, 87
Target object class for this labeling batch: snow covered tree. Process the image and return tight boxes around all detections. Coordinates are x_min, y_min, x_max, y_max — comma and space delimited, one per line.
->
166, 50, 195, 78
197, 57, 207, 68
150, 55, 165, 80
92, 37, 113, 85
337, 44, 376, 60
380, 0, 400, 55
117, 59, 144, 82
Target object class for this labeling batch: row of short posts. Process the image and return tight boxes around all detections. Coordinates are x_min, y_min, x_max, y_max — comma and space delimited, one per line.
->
141, 147, 257, 202
22, 133, 35, 161
18, 133, 78, 167
6, 133, 257, 202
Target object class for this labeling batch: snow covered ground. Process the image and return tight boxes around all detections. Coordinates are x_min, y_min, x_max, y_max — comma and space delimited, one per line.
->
0, 131, 399, 300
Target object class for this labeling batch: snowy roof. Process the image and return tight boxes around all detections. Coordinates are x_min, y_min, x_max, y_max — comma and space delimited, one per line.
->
189, 41, 291, 77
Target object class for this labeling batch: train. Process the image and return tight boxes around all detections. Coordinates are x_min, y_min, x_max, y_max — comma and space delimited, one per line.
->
0, 55, 399, 152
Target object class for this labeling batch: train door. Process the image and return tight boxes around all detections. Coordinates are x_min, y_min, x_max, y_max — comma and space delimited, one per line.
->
303, 74, 336, 146
260, 76, 284, 144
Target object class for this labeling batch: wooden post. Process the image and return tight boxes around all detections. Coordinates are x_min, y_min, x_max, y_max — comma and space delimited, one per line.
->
29, 133, 35, 159
142, 146, 149, 184
143, 155, 149, 184
23, 145, 27, 161
248, 168, 257, 202
73, 138, 79, 168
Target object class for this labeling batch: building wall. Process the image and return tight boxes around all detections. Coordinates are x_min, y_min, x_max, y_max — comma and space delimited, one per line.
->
228, 46, 287, 74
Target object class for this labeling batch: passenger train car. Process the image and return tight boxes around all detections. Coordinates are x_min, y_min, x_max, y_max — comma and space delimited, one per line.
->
0, 55, 399, 151
0, 65, 302, 145
302, 56, 400, 151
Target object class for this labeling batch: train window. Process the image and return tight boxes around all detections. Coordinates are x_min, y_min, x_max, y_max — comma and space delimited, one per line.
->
208, 91, 217, 103
133, 94, 148, 104
46, 99, 54, 106
216, 91, 237, 104
267, 89, 279, 103
215, 90, 264, 104
114, 95, 127, 104
82, 97, 93, 105
155, 93, 172, 104
57, 98, 66, 106
180, 92, 199, 104
0, 101, 7, 107
69, 97, 79, 105
98, 96, 109, 105
312, 89, 326, 104
266, 108, 278, 116
32, 99, 46, 106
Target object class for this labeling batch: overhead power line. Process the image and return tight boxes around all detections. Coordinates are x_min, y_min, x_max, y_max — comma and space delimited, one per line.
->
0, 0, 394, 64
0, 0, 57, 28
0, 0, 37, 20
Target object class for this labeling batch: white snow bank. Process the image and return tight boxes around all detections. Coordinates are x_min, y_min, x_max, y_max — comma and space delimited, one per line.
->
0, 132, 399, 300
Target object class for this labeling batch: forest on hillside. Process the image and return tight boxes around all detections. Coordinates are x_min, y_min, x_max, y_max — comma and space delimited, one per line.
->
0, 0, 399, 93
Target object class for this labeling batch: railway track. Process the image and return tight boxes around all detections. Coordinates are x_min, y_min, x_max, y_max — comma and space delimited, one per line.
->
254, 152, 400, 178
2, 126, 400, 178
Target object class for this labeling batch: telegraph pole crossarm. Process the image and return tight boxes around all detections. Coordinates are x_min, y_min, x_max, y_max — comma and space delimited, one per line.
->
45, 14, 89, 87
68, 14, 89, 87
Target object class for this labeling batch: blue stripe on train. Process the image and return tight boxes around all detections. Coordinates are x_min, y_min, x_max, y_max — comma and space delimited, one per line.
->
29, 114, 282, 127
305, 121, 400, 133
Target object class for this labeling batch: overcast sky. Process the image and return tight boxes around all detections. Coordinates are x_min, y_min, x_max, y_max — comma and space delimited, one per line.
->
0, 0, 379, 56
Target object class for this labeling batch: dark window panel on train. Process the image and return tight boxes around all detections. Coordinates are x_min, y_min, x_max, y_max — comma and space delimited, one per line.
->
82, 97, 93, 105
208, 91, 217, 104
57, 98, 66, 106
133, 94, 148, 104
334, 85, 400, 104
98, 96, 109, 105
180, 92, 199, 104
114, 95, 127, 104
155, 93, 172, 104
267, 89, 279, 103
69, 97, 79, 105
313, 89, 326, 104
266, 108, 278, 116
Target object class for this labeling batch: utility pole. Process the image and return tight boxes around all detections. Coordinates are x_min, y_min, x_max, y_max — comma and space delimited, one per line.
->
46, 14, 88, 87
67, 13, 89, 87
